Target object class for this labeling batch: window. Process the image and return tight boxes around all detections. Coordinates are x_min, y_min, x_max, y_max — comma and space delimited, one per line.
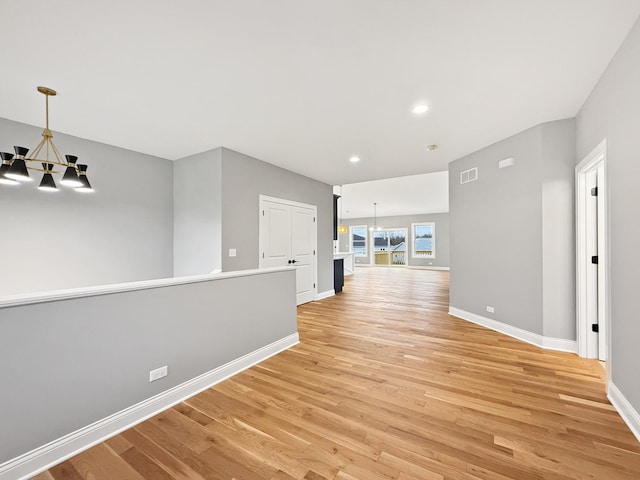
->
372, 228, 407, 266
412, 222, 435, 258
350, 225, 367, 256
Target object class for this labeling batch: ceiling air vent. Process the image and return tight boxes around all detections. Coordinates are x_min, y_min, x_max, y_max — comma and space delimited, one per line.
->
460, 167, 478, 184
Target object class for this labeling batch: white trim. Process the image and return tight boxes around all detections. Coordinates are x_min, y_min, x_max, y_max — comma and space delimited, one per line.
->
449, 307, 577, 353
349, 225, 368, 257
541, 336, 578, 353
411, 222, 436, 259
258, 194, 316, 210
0, 267, 290, 309
608, 382, 640, 444
406, 266, 450, 271
0, 333, 299, 480
370, 227, 409, 267
315, 289, 335, 301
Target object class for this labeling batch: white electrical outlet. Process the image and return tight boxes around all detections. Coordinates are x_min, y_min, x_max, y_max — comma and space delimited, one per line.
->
149, 365, 168, 382
486, 306, 495, 313
229, 248, 237, 257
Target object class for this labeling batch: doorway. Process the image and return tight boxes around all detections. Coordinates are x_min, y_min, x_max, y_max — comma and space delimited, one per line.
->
259, 195, 317, 305
371, 228, 407, 266
576, 140, 607, 361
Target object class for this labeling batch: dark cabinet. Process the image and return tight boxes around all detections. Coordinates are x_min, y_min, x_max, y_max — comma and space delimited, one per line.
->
334, 258, 344, 293
333, 194, 340, 241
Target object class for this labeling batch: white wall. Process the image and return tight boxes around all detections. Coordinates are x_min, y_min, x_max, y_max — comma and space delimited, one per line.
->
0, 118, 174, 296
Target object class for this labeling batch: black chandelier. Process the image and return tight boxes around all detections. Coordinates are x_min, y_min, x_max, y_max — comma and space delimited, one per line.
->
0, 86, 93, 193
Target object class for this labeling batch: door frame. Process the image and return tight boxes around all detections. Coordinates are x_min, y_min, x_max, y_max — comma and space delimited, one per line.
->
369, 227, 408, 266
575, 139, 608, 362
258, 194, 318, 303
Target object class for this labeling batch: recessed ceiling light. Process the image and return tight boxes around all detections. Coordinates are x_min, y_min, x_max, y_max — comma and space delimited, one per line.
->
412, 104, 429, 115
349, 156, 360, 163
426, 144, 438, 152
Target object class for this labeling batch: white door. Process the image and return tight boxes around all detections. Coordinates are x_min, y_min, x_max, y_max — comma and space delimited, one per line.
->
595, 163, 606, 361
585, 168, 599, 358
259, 196, 317, 305
291, 206, 316, 304
585, 163, 606, 361
576, 141, 607, 361
260, 201, 292, 268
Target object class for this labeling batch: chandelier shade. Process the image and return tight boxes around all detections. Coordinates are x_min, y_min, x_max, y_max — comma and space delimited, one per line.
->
5, 146, 32, 182
0, 152, 19, 185
0, 86, 94, 193
38, 163, 58, 192
76, 164, 94, 193
60, 155, 82, 187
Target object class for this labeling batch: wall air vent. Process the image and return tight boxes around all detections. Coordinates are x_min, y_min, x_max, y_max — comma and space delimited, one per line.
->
460, 167, 478, 184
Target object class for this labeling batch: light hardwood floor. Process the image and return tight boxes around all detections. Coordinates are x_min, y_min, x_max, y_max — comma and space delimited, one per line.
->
33, 268, 640, 480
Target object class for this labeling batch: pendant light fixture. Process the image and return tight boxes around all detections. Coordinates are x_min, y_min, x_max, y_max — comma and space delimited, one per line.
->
1, 86, 94, 193
38, 163, 58, 192
0, 152, 19, 185
337, 185, 348, 234
369, 202, 381, 231
75, 164, 94, 193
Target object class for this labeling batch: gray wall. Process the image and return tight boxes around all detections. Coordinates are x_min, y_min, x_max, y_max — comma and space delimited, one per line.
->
542, 120, 576, 340
0, 117, 174, 296
449, 119, 575, 338
338, 213, 450, 268
173, 149, 222, 276
220, 148, 334, 294
0, 122, 333, 295
576, 17, 640, 412
0, 269, 297, 464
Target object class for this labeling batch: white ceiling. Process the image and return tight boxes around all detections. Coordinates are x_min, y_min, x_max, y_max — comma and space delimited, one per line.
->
2, 1, 639, 186
335, 171, 449, 219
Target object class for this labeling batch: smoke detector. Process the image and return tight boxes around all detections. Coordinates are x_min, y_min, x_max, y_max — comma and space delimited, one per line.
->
426, 144, 438, 152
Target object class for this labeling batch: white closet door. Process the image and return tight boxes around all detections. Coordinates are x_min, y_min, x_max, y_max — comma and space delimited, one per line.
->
291, 205, 315, 305
259, 196, 317, 305
260, 200, 292, 269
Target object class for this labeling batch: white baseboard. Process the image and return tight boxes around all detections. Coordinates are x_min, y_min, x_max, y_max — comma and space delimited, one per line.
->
608, 382, 640, 444
406, 266, 450, 271
0, 333, 299, 480
448, 306, 577, 354
354, 265, 450, 271
541, 336, 577, 353
315, 289, 335, 301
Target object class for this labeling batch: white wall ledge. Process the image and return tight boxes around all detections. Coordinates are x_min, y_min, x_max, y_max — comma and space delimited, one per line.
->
0, 267, 290, 309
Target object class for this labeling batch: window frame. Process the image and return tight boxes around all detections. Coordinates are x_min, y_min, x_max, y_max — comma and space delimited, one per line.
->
349, 225, 368, 257
370, 227, 408, 266
411, 222, 436, 259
